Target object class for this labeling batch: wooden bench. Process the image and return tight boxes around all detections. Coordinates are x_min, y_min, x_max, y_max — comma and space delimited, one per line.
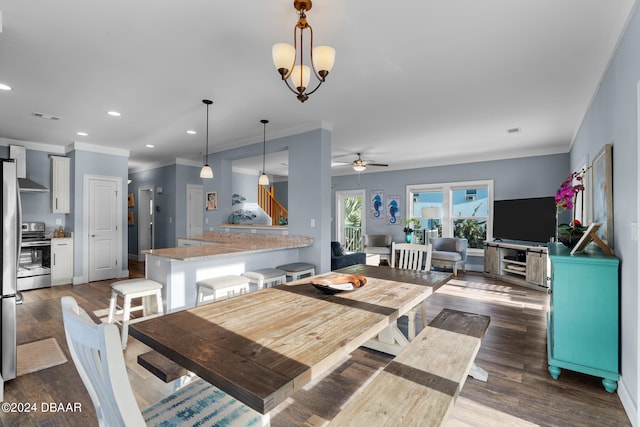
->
138, 351, 189, 389
330, 308, 490, 426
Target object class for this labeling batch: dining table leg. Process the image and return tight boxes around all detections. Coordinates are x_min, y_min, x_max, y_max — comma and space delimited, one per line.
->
362, 320, 410, 356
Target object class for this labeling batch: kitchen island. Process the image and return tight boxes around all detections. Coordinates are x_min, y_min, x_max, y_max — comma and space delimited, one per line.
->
144, 231, 313, 312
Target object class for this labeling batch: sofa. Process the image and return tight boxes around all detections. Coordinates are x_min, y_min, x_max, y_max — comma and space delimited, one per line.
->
430, 237, 468, 276
363, 234, 392, 264
331, 241, 366, 270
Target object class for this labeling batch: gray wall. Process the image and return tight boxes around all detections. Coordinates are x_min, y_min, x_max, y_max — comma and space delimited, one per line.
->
331, 153, 570, 269
128, 163, 201, 254
70, 148, 129, 280
0, 143, 68, 231
232, 171, 259, 203
130, 129, 332, 272
273, 181, 289, 210
570, 4, 640, 419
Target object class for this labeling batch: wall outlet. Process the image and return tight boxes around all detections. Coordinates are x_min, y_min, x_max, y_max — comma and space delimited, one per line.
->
632, 222, 638, 242
55, 218, 62, 225
310, 218, 316, 228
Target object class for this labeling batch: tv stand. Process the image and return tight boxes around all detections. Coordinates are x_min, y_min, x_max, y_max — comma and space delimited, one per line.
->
484, 241, 548, 290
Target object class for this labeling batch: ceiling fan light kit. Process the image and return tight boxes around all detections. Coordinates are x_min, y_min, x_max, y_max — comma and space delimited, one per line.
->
259, 119, 270, 186
272, 0, 335, 103
200, 99, 214, 179
351, 153, 388, 172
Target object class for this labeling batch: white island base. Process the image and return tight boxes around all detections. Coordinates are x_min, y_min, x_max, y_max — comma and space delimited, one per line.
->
144, 231, 313, 313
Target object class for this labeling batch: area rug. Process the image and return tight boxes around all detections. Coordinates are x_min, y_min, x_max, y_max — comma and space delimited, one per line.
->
17, 337, 68, 376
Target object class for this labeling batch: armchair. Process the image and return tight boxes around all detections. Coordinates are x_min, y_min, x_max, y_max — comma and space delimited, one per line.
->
331, 241, 366, 270
430, 237, 468, 276
363, 234, 392, 264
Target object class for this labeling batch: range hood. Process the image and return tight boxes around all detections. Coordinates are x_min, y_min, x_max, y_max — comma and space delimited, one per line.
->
17, 177, 49, 192
9, 145, 50, 193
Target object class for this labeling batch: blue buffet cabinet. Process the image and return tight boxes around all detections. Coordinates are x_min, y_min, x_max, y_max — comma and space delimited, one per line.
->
547, 243, 619, 392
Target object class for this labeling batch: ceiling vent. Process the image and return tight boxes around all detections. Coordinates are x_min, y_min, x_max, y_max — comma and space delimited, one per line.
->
31, 112, 61, 121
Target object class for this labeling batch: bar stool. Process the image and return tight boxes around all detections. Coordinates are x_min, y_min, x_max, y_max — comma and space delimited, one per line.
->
196, 275, 251, 306
107, 278, 164, 350
242, 268, 287, 289
276, 262, 316, 281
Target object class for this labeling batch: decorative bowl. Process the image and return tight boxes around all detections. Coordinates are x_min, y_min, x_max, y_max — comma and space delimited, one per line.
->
310, 274, 366, 294
312, 283, 357, 294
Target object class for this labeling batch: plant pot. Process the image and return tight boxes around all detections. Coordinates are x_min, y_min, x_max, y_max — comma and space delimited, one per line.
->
405, 233, 413, 243
559, 233, 584, 248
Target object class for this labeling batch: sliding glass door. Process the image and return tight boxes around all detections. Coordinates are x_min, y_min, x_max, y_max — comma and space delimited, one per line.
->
335, 189, 366, 252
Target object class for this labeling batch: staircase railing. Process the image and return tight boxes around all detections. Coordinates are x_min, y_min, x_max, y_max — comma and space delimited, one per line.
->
258, 186, 288, 226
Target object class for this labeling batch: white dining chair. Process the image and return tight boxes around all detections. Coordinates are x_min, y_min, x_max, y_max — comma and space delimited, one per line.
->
390, 242, 433, 340
60, 296, 269, 427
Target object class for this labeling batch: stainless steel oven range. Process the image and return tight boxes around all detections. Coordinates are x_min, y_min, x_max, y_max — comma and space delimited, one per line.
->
18, 222, 51, 291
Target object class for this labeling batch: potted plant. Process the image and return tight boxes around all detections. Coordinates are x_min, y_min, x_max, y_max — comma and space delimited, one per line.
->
402, 218, 422, 243
555, 168, 589, 247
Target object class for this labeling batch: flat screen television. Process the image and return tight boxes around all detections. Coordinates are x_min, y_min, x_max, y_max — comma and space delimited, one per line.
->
493, 197, 557, 244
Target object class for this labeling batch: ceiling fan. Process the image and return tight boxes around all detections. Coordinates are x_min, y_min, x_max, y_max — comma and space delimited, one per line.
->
350, 153, 388, 172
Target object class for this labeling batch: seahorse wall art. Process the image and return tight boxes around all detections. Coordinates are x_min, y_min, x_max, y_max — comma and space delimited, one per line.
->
386, 195, 400, 225
371, 190, 383, 219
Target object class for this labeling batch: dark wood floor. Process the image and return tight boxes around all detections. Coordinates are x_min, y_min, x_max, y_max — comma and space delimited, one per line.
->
0, 262, 630, 426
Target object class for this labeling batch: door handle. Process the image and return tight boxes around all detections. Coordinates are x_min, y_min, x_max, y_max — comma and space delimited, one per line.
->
91, 234, 95, 237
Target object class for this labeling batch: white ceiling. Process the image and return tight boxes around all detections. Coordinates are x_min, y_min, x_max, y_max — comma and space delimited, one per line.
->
0, 1, 635, 176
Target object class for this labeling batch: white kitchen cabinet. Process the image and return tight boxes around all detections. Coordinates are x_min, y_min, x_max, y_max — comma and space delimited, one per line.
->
50, 156, 70, 213
51, 238, 73, 285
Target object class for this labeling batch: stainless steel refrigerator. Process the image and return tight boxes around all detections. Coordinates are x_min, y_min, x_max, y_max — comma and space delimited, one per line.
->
1, 159, 20, 400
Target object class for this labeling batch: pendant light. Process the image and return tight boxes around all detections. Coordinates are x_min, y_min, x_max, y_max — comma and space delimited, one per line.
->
258, 119, 269, 186
200, 99, 214, 179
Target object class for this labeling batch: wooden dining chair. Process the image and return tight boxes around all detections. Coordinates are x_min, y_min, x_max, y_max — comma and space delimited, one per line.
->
60, 296, 269, 427
391, 242, 432, 272
390, 242, 433, 339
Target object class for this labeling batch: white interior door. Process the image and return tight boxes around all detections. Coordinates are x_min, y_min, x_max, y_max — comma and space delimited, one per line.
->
187, 184, 204, 237
88, 177, 119, 281
137, 186, 154, 261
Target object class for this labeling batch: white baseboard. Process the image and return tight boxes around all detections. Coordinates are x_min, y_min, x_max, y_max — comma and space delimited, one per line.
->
618, 376, 637, 426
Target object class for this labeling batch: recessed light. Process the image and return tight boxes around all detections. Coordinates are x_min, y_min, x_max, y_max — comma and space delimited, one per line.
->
145, 144, 155, 148
187, 130, 197, 135
0, 83, 12, 91
107, 111, 121, 117
76, 131, 88, 136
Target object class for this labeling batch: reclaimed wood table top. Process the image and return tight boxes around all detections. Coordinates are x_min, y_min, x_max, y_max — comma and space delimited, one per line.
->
129, 265, 451, 414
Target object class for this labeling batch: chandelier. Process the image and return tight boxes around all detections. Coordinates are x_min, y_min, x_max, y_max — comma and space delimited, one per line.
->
272, 0, 335, 103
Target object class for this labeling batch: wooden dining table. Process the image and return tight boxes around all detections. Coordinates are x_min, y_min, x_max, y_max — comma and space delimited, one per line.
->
129, 264, 451, 415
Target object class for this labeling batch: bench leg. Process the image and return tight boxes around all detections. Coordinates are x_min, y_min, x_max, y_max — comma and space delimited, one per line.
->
469, 362, 488, 382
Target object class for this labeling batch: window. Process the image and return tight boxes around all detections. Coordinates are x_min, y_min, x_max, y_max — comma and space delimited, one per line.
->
406, 180, 493, 254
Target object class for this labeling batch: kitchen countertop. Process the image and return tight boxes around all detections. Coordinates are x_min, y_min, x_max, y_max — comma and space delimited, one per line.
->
144, 231, 313, 261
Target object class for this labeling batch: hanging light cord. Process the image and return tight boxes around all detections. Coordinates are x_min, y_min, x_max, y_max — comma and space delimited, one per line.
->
205, 103, 210, 162
262, 121, 266, 173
